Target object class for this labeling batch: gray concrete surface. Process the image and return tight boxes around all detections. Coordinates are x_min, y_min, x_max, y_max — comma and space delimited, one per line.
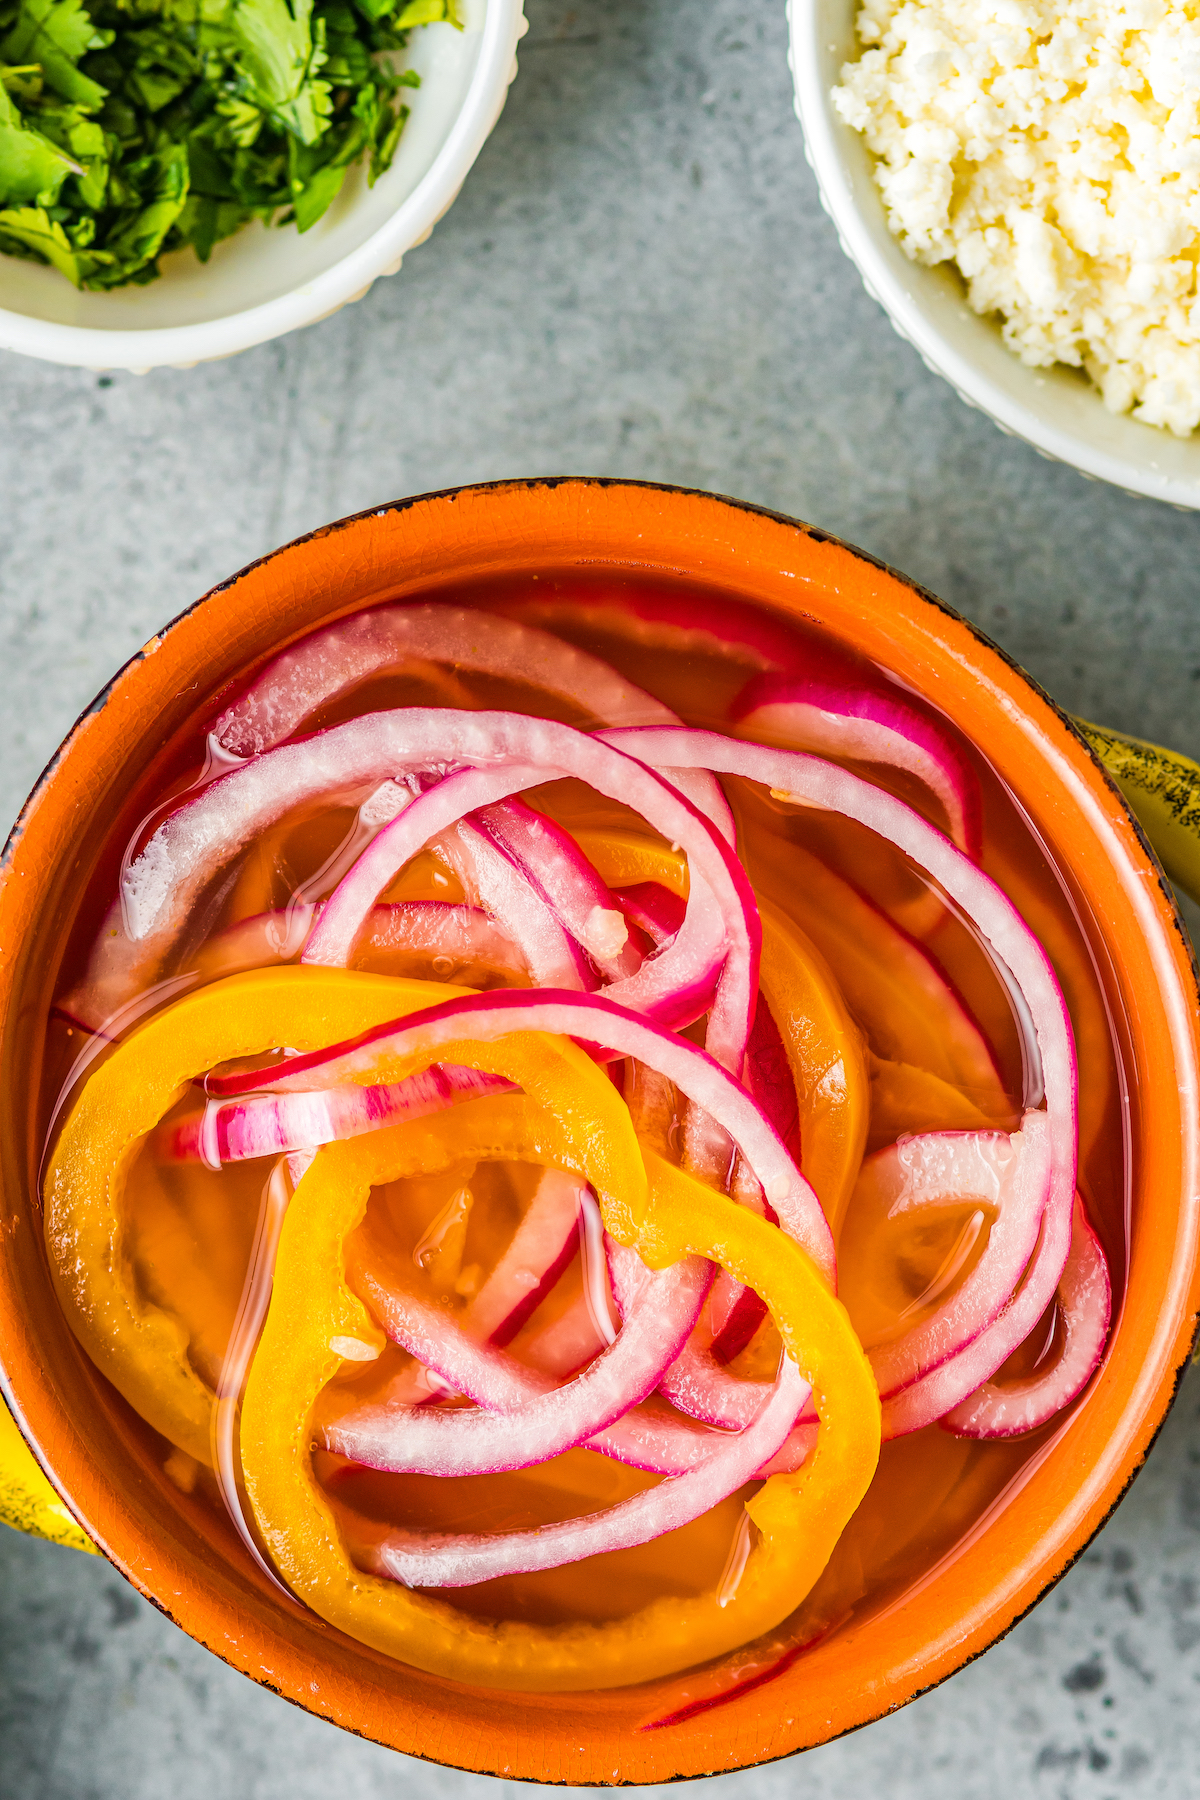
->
4, 0, 1200, 1793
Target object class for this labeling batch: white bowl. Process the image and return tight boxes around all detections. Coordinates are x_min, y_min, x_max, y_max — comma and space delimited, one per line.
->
788, 0, 1200, 507
0, 0, 526, 372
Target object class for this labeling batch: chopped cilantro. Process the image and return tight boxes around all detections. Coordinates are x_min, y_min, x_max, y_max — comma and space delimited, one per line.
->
0, 0, 459, 288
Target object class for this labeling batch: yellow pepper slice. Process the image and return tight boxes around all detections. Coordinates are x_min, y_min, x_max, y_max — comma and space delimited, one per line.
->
43, 967, 508, 1466
240, 1082, 880, 1691
572, 828, 869, 1233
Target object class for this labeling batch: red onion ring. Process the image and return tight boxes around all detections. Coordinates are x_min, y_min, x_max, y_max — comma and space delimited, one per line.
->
213, 600, 733, 835
290, 716, 759, 1075
202, 986, 836, 1282
465, 1167, 587, 1348
733, 672, 982, 860
597, 725, 1077, 1429
855, 1119, 1053, 1401
940, 1196, 1111, 1438
355, 1355, 808, 1587
470, 798, 642, 981
432, 814, 595, 991
323, 1251, 713, 1477
163, 1064, 513, 1167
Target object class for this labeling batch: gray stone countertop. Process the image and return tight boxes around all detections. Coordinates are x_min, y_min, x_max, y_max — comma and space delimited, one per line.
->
3, 2, 1200, 1794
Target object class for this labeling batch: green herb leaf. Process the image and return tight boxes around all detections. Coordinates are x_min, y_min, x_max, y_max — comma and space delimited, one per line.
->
1, 0, 109, 108
0, 200, 109, 279
393, 0, 459, 28
0, 74, 79, 202
231, 0, 331, 144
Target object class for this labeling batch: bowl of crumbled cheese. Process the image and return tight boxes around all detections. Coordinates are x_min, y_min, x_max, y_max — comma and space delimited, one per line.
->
790, 0, 1200, 505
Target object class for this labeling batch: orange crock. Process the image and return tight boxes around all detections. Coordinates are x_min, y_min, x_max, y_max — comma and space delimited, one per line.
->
1, 480, 1197, 1782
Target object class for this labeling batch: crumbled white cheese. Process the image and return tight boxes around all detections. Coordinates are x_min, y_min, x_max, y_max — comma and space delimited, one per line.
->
833, 0, 1200, 434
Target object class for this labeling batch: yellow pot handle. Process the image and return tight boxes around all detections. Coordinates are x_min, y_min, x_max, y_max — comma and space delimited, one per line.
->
1074, 719, 1200, 909
0, 1402, 96, 1553
6, 713, 1197, 1558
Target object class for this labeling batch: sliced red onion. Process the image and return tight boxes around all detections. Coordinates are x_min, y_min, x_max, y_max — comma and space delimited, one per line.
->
100, 712, 753, 1072
880, 1191, 1074, 1437
504, 589, 805, 676
940, 1196, 1111, 1439
607, 1233, 817, 1461
432, 815, 594, 991
213, 601, 732, 834
323, 1250, 712, 1477
162, 1064, 513, 1167
335, 1253, 735, 1477
734, 673, 982, 860
216, 602, 685, 754
196, 901, 530, 987
597, 727, 1076, 1371
464, 1167, 585, 1348
858, 1118, 1053, 1401
612, 883, 686, 950
471, 798, 641, 981
205, 987, 835, 1282
212, 1156, 297, 1599
509, 1283, 611, 1381
359, 1354, 807, 1588
290, 716, 757, 1074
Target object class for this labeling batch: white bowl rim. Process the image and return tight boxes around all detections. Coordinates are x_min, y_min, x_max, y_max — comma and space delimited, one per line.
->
0, 0, 525, 372
789, 0, 1200, 509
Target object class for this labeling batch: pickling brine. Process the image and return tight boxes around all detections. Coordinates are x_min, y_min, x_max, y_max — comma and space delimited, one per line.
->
37, 574, 1122, 1702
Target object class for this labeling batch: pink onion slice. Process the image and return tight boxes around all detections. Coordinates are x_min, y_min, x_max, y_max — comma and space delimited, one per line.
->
432, 814, 594, 991
212, 1156, 297, 1599
205, 987, 835, 1282
734, 672, 982, 860
213, 600, 733, 836
471, 798, 641, 981
509, 1283, 611, 1381
857, 1117, 1053, 1401
216, 602, 687, 754
195, 900, 530, 987
323, 1250, 712, 1478
161, 1063, 513, 1167
333, 1254, 737, 1477
606, 1233, 818, 1467
291, 716, 758, 1075
76, 711, 745, 1040
465, 1167, 586, 1348
358, 1354, 808, 1588
613, 883, 686, 950
940, 1196, 1111, 1439
503, 589, 806, 678
599, 726, 1074, 1318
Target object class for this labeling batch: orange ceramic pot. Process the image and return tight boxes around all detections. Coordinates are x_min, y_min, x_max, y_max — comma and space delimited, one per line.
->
1, 480, 1198, 1782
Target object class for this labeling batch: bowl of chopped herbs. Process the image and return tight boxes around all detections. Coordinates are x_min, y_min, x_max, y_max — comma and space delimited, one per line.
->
0, 0, 524, 368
